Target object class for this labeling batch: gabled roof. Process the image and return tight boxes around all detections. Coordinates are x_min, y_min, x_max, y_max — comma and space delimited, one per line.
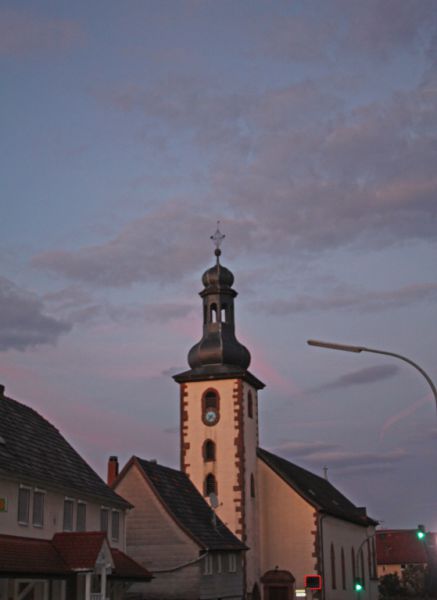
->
376, 530, 432, 565
127, 457, 246, 552
0, 392, 130, 508
258, 448, 377, 527
0, 533, 152, 581
52, 532, 109, 570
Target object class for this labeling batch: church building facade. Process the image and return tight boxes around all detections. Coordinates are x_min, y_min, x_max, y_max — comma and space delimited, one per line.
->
174, 231, 378, 600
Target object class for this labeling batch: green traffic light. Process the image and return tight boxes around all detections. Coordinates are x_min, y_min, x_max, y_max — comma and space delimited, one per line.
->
355, 582, 363, 592
417, 530, 425, 540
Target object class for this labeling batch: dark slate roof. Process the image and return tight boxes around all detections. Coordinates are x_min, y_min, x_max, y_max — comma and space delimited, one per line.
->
0, 393, 130, 508
258, 448, 377, 527
135, 457, 246, 551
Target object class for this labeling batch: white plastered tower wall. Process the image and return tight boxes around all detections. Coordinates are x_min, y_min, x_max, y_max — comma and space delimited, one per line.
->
180, 376, 261, 595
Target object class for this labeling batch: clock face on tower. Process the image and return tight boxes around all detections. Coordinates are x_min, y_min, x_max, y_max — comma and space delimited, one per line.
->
204, 408, 218, 425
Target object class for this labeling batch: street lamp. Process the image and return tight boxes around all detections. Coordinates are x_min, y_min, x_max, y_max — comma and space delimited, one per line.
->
307, 340, 437, 413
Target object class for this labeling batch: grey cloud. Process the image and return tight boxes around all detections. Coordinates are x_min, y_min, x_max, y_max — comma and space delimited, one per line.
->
252, 283, 437, 315
303, 448, 408, 472
0, 8, 84, 56
65, 302, 194, 326
0, 277, 71, 352
272, 440, 340, 458
32, 209, 257, 287
161, 366, 187, 377
311, 365, 400, 393
255, 1, 436, 62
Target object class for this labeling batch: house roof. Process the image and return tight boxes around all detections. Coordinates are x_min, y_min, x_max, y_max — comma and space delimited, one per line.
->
0, 534, 70, 576
376, 530, 431, 565
132, 457, 246, 552
0, 533, 152, 581
258, 448, 377, 527
0, 392, 130, 508
52, 531, 108, 570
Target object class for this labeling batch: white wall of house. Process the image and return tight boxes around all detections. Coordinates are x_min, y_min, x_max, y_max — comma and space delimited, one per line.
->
258, 458, 317, 588
0, 476, 125, 550
322, 515, 378, 600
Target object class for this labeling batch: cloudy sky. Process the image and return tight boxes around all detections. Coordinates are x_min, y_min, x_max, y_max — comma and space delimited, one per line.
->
1, 0, 437, 530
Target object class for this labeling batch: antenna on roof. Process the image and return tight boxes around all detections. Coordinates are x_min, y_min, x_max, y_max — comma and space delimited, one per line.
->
323, 465, 328, 480
209, 492, 219, 528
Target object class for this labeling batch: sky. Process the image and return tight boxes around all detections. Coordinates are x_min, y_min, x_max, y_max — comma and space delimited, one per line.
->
1, 0, 437, 531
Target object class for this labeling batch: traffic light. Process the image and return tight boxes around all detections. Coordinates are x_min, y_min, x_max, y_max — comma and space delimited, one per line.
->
354, 577, 365, 592
417, 524, 426, 541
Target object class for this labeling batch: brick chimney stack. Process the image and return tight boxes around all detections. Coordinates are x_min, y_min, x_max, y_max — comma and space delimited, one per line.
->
107, 456, 119, 486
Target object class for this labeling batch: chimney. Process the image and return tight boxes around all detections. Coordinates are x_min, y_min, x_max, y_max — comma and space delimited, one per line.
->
0, 385, 5, 397
107, 456, 119, 486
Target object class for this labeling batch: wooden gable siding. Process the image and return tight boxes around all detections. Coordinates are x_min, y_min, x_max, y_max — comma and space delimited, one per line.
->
115, 464, 201, 600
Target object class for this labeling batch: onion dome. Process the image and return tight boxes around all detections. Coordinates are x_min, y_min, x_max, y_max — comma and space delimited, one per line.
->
186, 225, 251, 371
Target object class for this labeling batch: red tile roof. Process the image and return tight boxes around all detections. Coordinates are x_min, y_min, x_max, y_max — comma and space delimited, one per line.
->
376, 530, 432, 565
0, 533, 152, 581
0, 534, 69, 576
52, 531, 106, 570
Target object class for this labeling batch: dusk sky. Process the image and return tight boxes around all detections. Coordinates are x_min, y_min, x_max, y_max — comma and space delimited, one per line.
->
1, 1, 437, 531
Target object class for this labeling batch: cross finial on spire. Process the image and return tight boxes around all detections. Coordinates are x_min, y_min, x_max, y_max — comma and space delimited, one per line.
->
210, 221, 225, 261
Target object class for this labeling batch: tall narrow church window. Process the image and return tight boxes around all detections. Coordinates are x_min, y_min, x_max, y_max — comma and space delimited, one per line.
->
330, 543, 336, 590
248, 391, 253, 418
203, 439, 216, 462
351, 547, 356, 580
371, 538, 377, 578
367, 540, 372, 579
341, 547, 346, 590
359, 549, 364, 582
204, 473, 217, 497
210, 303, 218, 323
250, 474, 255, 498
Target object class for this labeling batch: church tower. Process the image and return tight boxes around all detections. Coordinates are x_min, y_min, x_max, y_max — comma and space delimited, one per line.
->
174, 226, 265, 596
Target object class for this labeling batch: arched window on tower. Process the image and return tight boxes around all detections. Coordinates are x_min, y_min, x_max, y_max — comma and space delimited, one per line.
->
203, 440, 216, 462
351, 547, 356, 581
248, 391, 253, 418
203, 389, 218, 411
221, 303, 227, 323
204, 473, 217, 497
210, 303, 218, 323
250, 474, 255, 498
330, 543, 337, 590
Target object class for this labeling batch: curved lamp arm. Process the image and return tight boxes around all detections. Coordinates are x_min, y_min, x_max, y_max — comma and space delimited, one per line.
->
307, 340, 437, 412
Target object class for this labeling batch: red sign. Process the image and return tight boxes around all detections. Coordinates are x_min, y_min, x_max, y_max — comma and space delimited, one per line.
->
305, 575, 322, 590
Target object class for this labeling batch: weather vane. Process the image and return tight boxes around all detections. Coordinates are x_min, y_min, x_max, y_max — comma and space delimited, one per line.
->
210, 221, 225, 256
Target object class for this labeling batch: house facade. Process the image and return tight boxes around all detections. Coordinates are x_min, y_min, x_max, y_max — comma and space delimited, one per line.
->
0, 386, 151, 600
112, 456, 246, 600
172, 236, 378, 600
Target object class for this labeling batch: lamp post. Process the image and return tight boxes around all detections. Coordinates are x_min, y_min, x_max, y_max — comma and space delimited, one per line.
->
306, 340, 437, 413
